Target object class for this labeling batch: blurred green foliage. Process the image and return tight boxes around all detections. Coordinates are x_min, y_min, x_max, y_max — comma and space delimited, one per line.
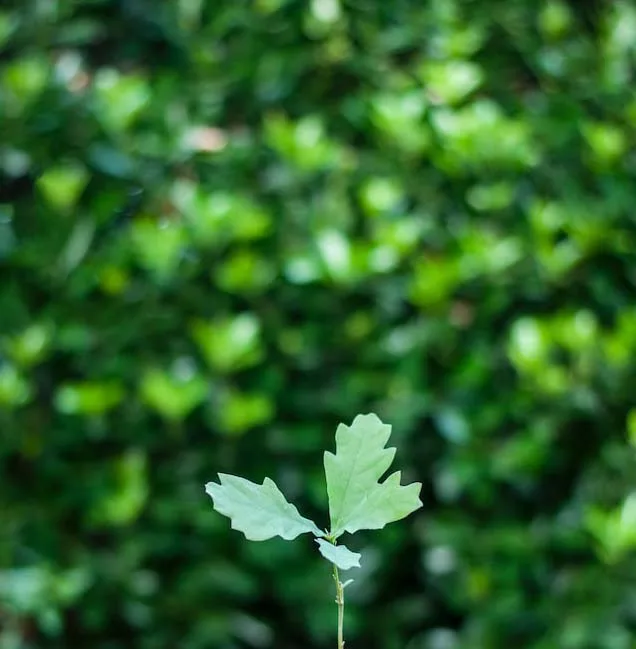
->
2, 0, 636, 648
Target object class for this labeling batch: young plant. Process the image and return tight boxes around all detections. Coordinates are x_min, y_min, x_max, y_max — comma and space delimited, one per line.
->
205, 413, 422, 648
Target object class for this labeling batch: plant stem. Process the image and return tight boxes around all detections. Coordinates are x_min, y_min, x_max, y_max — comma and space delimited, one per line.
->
332, 562, 345, 649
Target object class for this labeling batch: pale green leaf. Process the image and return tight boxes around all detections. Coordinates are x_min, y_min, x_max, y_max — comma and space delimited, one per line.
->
333, 470, 422, 534
315, 538, 361, 570
206, 473, 322, 541
324, 413, 422, 537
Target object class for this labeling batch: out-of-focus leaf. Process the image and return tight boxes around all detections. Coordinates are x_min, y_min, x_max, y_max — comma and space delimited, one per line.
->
191, 314, 263, 373
139, 367, 207, 421
37, 164, 89, 213
54, 381, 124, 415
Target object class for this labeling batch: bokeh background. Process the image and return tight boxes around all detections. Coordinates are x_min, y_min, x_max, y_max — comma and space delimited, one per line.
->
2, 0, 636, 647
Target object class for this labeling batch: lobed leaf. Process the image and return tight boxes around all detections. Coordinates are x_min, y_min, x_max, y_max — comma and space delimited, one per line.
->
205, 473, 322, 541
324, 413, 422, 537
315, 538, 361, 570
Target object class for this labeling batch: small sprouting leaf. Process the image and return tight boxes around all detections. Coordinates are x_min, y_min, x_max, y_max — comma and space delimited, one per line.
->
324, 413, 422, 538
206, 473, 322, 541
315, 538, 361, 570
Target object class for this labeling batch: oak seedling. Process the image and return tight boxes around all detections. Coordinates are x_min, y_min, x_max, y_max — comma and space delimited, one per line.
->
205, 413, 422, 649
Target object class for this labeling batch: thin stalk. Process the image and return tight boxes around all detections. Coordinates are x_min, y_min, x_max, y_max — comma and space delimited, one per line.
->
332, 562, 345, 649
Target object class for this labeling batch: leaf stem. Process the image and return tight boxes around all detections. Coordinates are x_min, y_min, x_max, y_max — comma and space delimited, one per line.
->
331, 538, 345, 649
333, 563, 345, 649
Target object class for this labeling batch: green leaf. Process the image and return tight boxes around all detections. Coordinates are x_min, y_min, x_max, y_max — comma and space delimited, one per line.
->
139, 368, 207, 421
191, 313, 263, 373
324, 413, 422, 538
37, 163, 89, 213
54, 381, 124, 415
315, 538, 361, 570
206, 474, 322, 541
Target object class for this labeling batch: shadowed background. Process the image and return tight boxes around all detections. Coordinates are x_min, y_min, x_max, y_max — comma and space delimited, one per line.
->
2, 0, 636, 648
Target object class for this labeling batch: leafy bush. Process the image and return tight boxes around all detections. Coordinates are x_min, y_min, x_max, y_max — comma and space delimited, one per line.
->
2, 1, 636, 648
